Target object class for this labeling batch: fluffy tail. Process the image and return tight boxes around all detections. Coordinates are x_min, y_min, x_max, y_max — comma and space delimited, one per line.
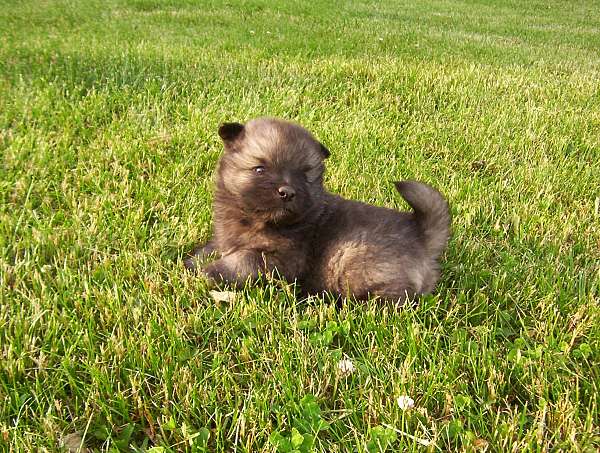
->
394, 180, 451, 257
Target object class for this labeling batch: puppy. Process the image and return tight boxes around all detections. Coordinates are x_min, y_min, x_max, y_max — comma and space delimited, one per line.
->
185, 117, 450, 303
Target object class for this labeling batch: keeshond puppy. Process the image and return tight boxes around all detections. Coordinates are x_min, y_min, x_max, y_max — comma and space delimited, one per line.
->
185, 117, 450, 303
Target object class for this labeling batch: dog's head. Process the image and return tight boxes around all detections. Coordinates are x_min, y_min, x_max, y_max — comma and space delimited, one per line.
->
215, 117, 329, 225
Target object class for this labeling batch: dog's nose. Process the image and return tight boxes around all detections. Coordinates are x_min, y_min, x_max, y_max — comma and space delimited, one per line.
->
278, 185, 296, 201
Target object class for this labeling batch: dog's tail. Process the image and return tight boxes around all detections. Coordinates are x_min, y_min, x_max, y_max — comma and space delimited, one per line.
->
394, 180, 450, 257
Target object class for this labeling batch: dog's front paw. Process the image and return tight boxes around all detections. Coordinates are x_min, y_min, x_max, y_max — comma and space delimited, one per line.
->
183, 255, 200, 272
201, 262, 228, 286
183, 240, 218, 272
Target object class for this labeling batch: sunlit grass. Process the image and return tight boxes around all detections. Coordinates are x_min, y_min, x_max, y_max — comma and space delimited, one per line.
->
1, 0, 599, 451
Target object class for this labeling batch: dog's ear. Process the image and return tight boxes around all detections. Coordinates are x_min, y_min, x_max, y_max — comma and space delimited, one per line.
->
319, 143, 330, 159
218, 122, 245, 146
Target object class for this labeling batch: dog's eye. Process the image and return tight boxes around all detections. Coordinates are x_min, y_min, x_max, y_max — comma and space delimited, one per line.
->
253, 166, 266, 175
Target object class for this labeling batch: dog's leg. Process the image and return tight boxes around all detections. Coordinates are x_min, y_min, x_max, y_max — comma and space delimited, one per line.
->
201, 249, 305, 289
201, 250, 266, 288
184, 239, 218, 271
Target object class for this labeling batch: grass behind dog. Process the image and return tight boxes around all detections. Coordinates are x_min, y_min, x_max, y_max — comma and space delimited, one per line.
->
1, 0, 599, 451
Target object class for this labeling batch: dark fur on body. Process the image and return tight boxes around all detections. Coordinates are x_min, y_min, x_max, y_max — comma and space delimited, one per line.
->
185, 118, 450, 302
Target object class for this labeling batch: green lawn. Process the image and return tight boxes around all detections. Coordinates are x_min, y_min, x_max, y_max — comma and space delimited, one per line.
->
1, 0, 599, 451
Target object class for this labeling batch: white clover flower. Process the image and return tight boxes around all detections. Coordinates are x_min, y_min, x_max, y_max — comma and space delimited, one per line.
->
397, 395, 415, 411
337, 358, 356, 377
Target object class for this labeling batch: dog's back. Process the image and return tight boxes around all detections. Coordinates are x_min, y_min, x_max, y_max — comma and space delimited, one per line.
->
303, 181, 450, 302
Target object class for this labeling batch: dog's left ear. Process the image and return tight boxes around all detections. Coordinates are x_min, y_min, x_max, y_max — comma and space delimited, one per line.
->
319, 143, 330, 159
218, 122, 245, 145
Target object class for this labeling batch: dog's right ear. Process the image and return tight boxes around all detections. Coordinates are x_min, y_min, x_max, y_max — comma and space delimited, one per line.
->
319, 143, 331, 159
218, 122, 245, 148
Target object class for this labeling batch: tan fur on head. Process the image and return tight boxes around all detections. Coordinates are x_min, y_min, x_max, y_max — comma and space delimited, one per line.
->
217, 118, 327, 200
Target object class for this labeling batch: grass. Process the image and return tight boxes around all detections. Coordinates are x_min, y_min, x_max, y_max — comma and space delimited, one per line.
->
1, 0, 599, 451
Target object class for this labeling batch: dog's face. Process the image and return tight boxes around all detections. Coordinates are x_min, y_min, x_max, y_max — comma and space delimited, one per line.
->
216, 118, 329, 224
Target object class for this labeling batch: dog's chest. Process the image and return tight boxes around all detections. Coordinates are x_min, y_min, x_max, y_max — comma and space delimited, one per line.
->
218, 219, 307, 255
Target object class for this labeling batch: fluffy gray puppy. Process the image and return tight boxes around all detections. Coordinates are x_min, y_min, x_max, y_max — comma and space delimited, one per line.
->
185, 117, 450, 303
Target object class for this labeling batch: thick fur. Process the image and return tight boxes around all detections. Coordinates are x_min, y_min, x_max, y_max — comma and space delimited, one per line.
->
185, 117, 450, 303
